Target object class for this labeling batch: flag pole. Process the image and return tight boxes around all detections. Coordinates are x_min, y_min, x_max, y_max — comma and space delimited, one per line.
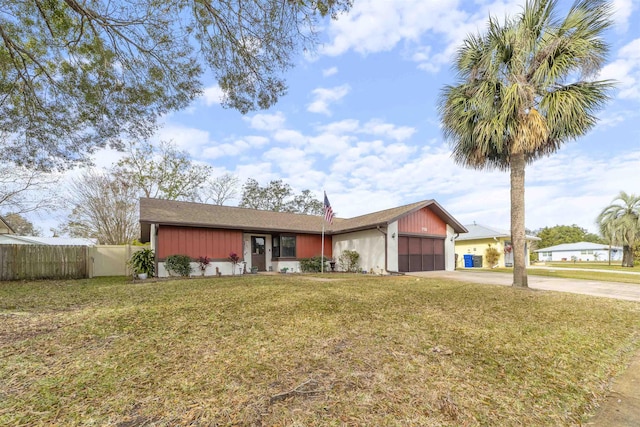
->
321, 190, 334, 274
321, 189, 325, 274
321, 220, 325, 274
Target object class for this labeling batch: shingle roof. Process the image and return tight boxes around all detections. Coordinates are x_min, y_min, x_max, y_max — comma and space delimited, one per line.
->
139, 198, 467, 242
140, 198, 332, 236
455, 223, 540, 241
535, 241, 622, 252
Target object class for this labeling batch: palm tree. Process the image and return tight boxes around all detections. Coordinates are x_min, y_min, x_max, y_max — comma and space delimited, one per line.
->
439, 0, 614, 287
597, 192, 640, 267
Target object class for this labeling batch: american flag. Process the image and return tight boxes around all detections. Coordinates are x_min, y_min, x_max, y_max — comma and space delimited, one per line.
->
324, 192, 334, 224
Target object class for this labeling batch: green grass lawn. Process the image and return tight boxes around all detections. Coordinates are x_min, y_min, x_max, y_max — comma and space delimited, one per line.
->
544, 262, 637, 272
1, 275, 639, 426
528, 269, 640, 284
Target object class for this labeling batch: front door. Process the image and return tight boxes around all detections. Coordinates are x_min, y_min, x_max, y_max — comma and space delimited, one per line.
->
251, 236, 266, 271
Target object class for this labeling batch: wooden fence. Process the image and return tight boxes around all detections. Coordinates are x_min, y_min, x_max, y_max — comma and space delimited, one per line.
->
0, 245, 89, 281
89, 245, 143, 277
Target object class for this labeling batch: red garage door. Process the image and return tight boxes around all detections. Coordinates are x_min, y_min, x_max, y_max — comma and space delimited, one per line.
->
398, 236, 445, 272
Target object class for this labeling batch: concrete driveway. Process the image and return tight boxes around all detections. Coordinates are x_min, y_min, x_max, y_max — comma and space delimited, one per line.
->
408, 270, 640, 302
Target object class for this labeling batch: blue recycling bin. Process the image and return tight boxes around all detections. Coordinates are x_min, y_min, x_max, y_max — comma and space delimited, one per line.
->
463, 254, 473, 268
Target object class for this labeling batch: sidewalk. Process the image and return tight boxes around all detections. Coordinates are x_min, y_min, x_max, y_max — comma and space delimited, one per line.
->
587, 351, 640, 426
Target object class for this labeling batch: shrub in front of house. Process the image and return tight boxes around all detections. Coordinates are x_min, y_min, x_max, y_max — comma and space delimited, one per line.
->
338, 250, 360, 273
485, 245, 500, 268
165, 254, 193, 277
129, 248, 155, 278
197, 256, 210, 276
299, 255, 330, 273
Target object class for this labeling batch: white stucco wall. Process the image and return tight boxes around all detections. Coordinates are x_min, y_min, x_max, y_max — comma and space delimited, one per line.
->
271, 260, 301, 273
386, 222, 399, 272
333, 229, 386, 274
157, 260, 243, 277
445, 224, 456, 271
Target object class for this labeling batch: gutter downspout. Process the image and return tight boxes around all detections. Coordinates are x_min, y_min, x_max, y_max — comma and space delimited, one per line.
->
376, 225, 391, 275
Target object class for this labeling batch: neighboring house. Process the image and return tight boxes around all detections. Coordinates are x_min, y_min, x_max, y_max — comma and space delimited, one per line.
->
139, 198, 467, 277
454, 223, 540, 268
535, 242, 622, 262
0, 216, 15, 235
0, 235, 98, 246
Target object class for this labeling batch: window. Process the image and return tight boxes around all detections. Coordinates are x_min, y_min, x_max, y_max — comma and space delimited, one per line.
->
252, 237, 265, 255
281, 236, 296, 257
272, 235, 296, 258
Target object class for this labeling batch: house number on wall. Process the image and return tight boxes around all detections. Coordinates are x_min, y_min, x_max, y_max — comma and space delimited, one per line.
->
421, 227, 428, 232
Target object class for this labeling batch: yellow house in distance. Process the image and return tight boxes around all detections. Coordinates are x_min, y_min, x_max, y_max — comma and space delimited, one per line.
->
454, 223, 540, 269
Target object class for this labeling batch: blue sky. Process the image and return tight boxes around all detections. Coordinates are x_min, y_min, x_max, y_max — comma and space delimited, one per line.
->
52, 0, 640, 235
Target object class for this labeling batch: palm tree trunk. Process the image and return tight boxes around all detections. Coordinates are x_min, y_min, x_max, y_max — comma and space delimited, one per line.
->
511, 152, 528, 287
623, 245, 633, 267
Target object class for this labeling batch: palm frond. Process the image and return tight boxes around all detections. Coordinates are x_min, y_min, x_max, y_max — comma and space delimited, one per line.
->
597, 192, 640, 247
541, 80, 614, 139
439, 0, 613, 172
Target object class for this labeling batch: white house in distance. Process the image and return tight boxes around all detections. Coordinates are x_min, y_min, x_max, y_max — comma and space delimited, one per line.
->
535, 241, 623, 262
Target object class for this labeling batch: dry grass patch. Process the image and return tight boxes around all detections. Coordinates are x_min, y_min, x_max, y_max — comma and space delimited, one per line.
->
1, 275, 639, 426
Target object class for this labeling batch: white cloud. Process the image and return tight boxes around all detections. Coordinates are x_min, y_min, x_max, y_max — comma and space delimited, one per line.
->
359, 119, 416, 141
306, 133, 353, 155
199, 135, 272, 161
202, 85, 225, 106
314, 118, 415, 141
611, 0, 635, 31
244, 136, 270, 147
322, 0, 454, 56
155, 125, 214, 159
316, 119, 360, 134
595, 110, 635, 129
273, 129, 307, 146
246, 112, 287, 131
322, 0, 523, 73
322, 66, 338, 77
234, 162, 278, 186
307, 84, 351, 115
600, 38, 640, 100
89, 147, 127, 170
263, 147, 316, 177
202, 141, 248, 160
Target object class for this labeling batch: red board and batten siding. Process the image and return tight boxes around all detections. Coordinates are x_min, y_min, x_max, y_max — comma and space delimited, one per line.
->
397, 207, 447, 272
157, 226, 243, 260
397, 207, 447, 236
295, 234, 332, 259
